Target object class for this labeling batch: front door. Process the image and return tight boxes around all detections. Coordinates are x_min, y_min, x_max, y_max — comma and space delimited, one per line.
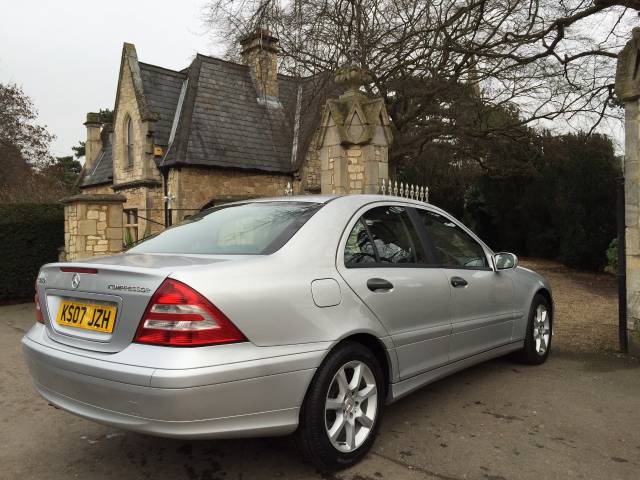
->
337, 203, 452, 379
413, 208, 515, 361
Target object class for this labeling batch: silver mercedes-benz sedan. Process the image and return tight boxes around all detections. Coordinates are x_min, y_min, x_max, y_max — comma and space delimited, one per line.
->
23, 195, 552, 471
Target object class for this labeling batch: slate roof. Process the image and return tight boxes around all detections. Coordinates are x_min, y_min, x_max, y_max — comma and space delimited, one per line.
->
81, 48, 338, 189
79, 133, 113, 187
139, 62, 186, 146
159, 55, 338, 173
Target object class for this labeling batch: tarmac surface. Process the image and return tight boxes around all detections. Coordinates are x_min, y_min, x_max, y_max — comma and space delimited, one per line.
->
2, 302, 639, 480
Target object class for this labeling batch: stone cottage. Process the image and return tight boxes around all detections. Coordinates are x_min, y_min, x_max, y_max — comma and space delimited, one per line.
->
64, 29, 393, 260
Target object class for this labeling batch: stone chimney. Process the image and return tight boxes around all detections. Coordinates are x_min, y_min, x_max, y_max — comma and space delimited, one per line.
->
240, 28, 279, 98
84, 112, 102, 170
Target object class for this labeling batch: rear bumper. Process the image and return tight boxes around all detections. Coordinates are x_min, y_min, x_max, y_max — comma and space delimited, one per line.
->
22, 325, 325, 439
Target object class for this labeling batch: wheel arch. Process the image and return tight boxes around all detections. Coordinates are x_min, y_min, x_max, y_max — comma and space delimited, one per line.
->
338, 333, 392, 395
301, 332, 394, 410
535, 287, 554, 322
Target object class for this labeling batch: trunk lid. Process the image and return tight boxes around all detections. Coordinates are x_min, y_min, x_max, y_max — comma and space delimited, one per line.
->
38, 253, 236, 353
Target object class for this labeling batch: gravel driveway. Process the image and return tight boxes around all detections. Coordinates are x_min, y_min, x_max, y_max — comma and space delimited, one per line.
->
519, 259, 620, 353
1, 260, 638, 480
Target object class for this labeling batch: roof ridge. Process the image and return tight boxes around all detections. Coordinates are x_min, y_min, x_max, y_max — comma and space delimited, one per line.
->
195, 53, 251, 70
194, 53, 308, 82
138, 61, 186, 77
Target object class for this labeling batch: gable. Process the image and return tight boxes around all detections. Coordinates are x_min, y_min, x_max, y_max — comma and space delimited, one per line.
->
113, 44, 155, 126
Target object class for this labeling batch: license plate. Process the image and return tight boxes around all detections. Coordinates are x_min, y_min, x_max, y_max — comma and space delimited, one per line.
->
56, 301, 117, 333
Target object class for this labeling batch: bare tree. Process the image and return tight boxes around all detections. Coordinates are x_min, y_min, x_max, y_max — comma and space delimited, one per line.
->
203, 0, 635, 176
0, 83, 68, 203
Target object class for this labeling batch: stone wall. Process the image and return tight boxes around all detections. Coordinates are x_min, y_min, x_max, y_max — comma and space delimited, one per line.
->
616, 29, 640, 336
623, 100, 640, 332
81, 184, 114, 195
62, 194, 125, 261
298, 145, 321, 193
168, 167, 292, 222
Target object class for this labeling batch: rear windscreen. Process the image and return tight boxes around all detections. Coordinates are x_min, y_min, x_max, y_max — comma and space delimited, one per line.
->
129, 201, 322, 255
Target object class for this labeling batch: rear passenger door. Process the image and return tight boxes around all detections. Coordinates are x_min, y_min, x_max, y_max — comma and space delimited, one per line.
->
337, 203, 452, 379
413, 208, 515, 361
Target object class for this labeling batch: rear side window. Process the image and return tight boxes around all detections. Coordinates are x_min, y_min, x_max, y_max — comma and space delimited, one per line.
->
344, 205, 427, 267
344, 220, 378, 266
130, 202, 322, 255
416, 209, 488, 269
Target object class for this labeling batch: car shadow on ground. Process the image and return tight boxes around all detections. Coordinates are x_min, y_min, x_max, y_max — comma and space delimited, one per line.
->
75, 356, 528, 480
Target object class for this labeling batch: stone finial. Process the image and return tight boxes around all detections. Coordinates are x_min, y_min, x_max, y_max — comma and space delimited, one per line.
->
335, 40, 373, 97
615, 27, 640, 102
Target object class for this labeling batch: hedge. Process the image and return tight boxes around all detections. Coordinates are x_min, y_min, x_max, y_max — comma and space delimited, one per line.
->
0, 204, 64, 301
465, 133, 619, 271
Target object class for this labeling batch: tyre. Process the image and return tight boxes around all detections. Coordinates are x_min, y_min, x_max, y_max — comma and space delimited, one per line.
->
295, 341, 385, 471
517, 293, 552, 365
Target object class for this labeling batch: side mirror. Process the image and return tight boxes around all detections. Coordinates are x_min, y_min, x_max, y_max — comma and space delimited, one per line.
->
494, 252, 518, 270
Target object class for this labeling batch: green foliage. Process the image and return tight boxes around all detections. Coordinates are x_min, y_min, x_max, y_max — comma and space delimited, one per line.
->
72, 141, 86, 160
0, 204, 64, 301
465, 132, 620, 271
123, 228, 134, 247
56, 156, 82, 188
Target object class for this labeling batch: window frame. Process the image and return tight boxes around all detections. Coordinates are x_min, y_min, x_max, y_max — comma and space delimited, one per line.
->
123, 207, 139, 243
412, 206, 495, 271
339, 201, 496, 271
341, 202, 438, 269
125, 115, 134, 168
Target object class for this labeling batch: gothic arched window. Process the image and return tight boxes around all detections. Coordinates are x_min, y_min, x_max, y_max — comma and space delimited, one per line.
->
125, 116, 134, 167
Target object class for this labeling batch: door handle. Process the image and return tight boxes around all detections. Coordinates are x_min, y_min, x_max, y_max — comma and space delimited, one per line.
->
367, 278, 394, 292
450, 276, 468, 288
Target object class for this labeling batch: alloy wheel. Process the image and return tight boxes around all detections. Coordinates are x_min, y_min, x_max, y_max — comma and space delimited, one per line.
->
324, 360, 378, 453
533, 304, 551, 355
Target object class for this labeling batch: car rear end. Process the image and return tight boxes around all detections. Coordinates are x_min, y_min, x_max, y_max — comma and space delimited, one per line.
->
22, 200, 332, 438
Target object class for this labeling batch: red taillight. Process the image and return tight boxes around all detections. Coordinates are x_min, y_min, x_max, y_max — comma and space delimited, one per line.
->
134, 279, 247, 347
34, 280, 44, 324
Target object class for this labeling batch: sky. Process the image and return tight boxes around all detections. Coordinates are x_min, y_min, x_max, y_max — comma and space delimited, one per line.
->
0, 0, 222, 158
0, 1, 628, 159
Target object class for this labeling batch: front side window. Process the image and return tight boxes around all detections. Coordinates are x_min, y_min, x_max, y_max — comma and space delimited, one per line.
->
130, 201, 321, 255
125, 116, 134, 167
417, 209, 488, 269
344, 205, 427, 267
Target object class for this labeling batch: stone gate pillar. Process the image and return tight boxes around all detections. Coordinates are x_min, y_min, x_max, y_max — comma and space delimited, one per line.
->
316, 54, 393, 195
615, 27, 640, 338
62, 194, 127, 261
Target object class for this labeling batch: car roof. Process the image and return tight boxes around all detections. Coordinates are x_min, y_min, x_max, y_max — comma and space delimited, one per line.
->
244, 195, 340, 204
242, 194, 437, 209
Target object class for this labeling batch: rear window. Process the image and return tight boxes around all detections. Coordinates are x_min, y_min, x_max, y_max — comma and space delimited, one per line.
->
129, 201, 322, 255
